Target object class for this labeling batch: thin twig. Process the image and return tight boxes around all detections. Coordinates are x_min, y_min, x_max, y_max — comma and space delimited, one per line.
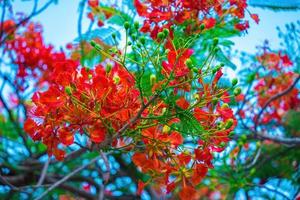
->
36, 157, 50, 186
115, 93, 160, 136
254, 75, 300, 131
100, 151, 110, 183
0, 0, 55, 45
34, 155, 101, 200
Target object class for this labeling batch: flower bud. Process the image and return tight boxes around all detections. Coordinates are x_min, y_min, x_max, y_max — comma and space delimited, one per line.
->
162, 125, 171, 133
213, 37, 219, 46
225, 119, 234, 129
241, 134, 247, 142
65, 86, 72, 95
113, 75, 120, 84
90, 40, 101, 51
192, 67, 198, 73
234, 87, 241, 96
247, 73, 256, 83
163, 28, 169, 36
221, 103, 229, 109
112, 33, 116, 39
256, 141, 261, 147
134, 21, 139, 29
139, 36, 146, 45
90, 40, 96, 47
250, 168, 256, 175
200, 24, 205, 30
124, 21, 130, 30
150, 74, 156, 85
214, 47, 220, 53
106, 63, 112, 73
212, 97, 219, 105
131, 34, 137, 41
231, 78, 238, 86
157, 32, 165, 40
217, 121, 224, 129
219, 142, 226, 148
185, 58, 193, 69
136, 42, 142, 48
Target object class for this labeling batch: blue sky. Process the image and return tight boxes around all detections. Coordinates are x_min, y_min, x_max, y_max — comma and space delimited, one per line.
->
13, 1, 300, 53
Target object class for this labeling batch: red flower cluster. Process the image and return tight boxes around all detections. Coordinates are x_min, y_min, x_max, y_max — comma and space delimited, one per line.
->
0, 19, 16, 35
133, 68, 236, 199
134, 0, 255, 38
254, 51, 299, 124
86, 0, 113, 27
160, 46, 194, 91
24, 62, 141, 160
4, 22, 67, 91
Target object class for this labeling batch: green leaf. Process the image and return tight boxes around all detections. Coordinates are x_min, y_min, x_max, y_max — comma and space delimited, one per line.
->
215, 50, 237, 70
175, 107, 204, 137
76, 26, 121, 45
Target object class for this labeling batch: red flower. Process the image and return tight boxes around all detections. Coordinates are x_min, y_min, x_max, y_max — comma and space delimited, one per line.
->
88, 0, 99, 8
191, 163, 208, 185
179, 186, 198, 200
250, 14, 260, 24
202, 18, 216, 29
137, 181, 145, 195
234, 21, 249, 31
176, 97, 189, 110
162, 48, 193, 78
134, 0, 148, 17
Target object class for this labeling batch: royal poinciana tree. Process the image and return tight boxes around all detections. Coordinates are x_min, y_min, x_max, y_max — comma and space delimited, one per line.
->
0, 0, 299, 199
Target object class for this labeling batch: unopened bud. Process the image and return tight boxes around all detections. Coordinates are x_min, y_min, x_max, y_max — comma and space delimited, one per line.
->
150, 74, 156, 85
192, 67, 198, 73
231, 78, 238, 86
131, 34, 137, 41
136, 42, 142, 48
225, 119, 234, 129
134, 21, 139, 29
65, 86, 72, 95
213, 38, 219, 46
247, 73, 256, 83
212, 97, 219, 105
250, 168, 256, 175
193, 93, 200, 100
106, 64, 112, 73
157, 32, 165, 40
162, 125, 171, 133
124, 21, 130, 30
234, 87, 241, 96
200, 24, 205, 30
139, 36, 146, 45
163, 28, 169, 36
185, 58, 193, 69
221, 103, 229, 109
214, 47, 220, 53
113, 75, 120, 84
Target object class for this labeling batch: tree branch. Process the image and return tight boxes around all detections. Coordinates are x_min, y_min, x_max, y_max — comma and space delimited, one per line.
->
34, 155, 101, 200
254, 75, 300, 131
